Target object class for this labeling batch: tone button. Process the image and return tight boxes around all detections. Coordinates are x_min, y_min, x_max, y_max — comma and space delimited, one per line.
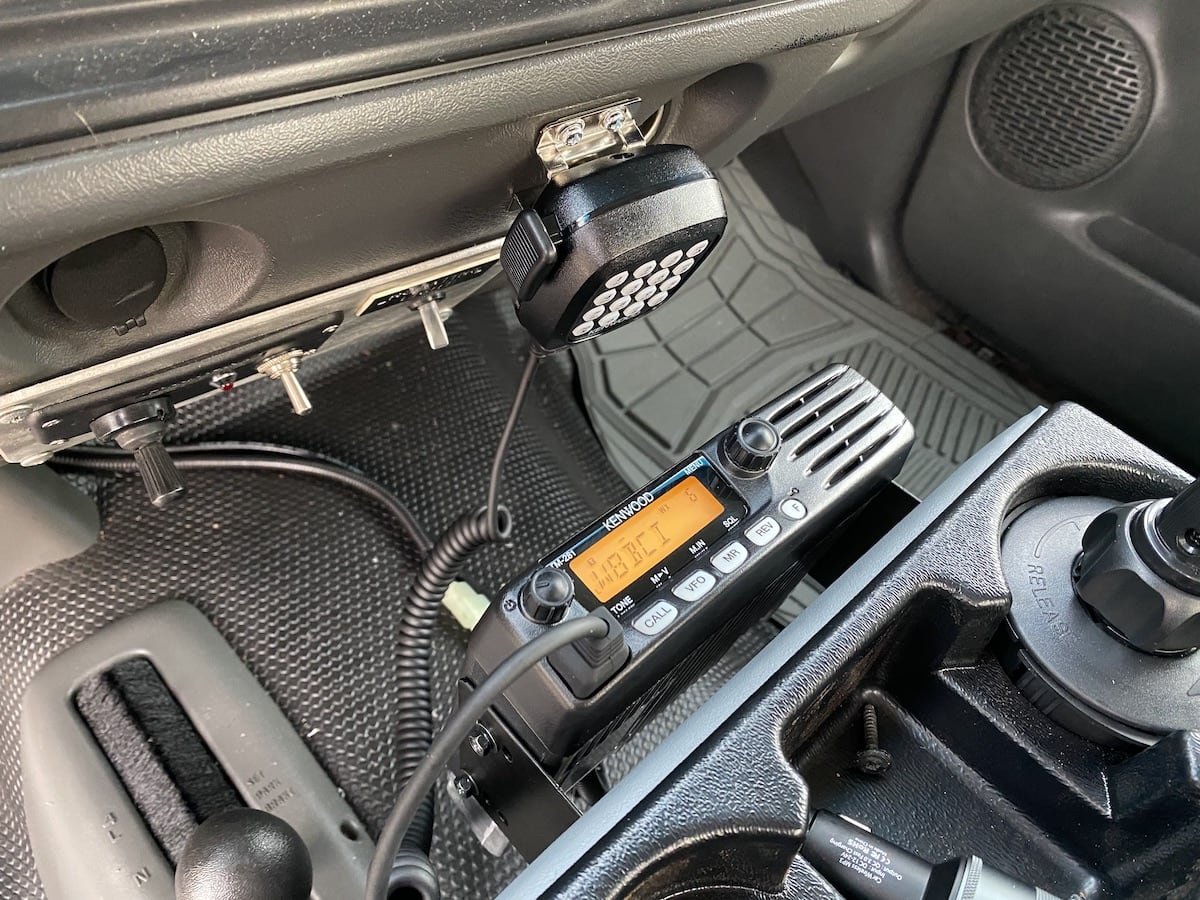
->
711, 541, 748, 574
672, 570, 716, 602
633, 600, 679, 637
746, 516, 781, 547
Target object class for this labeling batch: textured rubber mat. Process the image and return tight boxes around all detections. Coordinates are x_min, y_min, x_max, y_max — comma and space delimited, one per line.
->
575, 161, 1040, 501
0, 294, 774, 900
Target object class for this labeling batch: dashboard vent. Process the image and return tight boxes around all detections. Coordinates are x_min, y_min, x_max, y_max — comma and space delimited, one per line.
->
969, 5, 1152, 190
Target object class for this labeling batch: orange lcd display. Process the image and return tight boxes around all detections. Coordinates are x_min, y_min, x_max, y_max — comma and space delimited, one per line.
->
570, 475, 723, 603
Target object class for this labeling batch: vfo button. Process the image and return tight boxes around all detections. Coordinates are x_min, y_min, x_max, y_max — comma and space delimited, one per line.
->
711, 541, 748, 574
633, 600, 678, 636
746, 516, 780, 547
672, 570, 716, 602
780, 498, 808, 520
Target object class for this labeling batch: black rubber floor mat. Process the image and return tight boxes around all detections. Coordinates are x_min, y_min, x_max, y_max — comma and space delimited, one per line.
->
573, 161, 1040, 618
0, 293, 773, 900
574, 161, 1041, 500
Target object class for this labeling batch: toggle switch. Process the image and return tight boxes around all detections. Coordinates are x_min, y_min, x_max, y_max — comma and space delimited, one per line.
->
257, 350, 313, 416
415, 293, 450, 350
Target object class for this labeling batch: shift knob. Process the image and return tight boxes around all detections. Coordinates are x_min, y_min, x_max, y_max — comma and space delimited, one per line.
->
175, 809, 313, 900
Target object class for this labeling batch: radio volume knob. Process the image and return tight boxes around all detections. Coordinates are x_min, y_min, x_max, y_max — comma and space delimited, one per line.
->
521, 568, 575, 625
723, 418, 780, 475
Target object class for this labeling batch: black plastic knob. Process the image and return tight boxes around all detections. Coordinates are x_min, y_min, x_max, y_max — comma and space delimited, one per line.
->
175, 809, 313, 900
91, 398, 186, 508
520, 568, 574, 625
132, 440, 186, 508
722, 418, 780, 475
1076, 495, 1200, 655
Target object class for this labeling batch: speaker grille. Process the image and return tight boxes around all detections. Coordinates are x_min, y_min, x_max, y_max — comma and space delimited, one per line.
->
969, 5, 1152, 190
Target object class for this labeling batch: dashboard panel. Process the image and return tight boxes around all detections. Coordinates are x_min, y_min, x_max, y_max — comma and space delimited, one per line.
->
0, 0, 1036, 462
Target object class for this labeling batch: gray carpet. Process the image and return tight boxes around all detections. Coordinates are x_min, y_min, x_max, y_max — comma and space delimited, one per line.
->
0, 294, 773, 900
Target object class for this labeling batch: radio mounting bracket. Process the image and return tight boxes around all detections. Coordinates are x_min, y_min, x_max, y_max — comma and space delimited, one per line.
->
453, 693, 582, 860
535, 99, 646, 181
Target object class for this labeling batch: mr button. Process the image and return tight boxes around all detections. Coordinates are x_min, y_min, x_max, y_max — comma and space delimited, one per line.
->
712, 541, 749, 574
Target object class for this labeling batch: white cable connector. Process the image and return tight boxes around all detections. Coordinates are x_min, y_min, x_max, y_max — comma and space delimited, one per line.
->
442, 580, 491, 630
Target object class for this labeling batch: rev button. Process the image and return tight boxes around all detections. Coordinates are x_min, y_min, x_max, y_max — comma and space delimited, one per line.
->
745, 516, 781, 547
633, 600, 678, 637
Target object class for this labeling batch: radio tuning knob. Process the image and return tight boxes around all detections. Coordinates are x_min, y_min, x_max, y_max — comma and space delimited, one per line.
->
521, 568, 575, 625
722, 418, 780, 476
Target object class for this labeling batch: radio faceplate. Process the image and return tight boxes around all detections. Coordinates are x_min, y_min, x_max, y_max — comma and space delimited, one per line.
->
455, 364, 915, 859
540, 456, 748, 621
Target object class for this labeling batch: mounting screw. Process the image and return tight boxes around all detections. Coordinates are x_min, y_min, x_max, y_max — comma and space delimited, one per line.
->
853, 703, 892, 777
322, 323, 339, 335
0, 406, 31, 425
556, 119, 586, 147
468, 729, 495, 758
601, 109, 626, 133
452, 774, 477, 798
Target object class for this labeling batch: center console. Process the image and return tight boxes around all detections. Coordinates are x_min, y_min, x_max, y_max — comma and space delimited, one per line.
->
501, 402, 1200, 899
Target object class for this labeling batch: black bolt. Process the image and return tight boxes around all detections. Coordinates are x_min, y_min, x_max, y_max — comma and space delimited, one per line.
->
452, 774, 477, 798
854, 703, 892, 777
862, 703, 879, 745
468, 729, 494, 757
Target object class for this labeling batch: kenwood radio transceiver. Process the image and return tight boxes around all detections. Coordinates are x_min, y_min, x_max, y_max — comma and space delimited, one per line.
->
453, 364, 914, 858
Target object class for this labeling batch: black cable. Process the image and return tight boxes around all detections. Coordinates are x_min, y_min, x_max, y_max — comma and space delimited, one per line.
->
105, 441, 332, 462
366, 614, 609, 900
390, 504, 512, 862
383, 341, 540, 871
486, 344, 542, 540
52, 449, 434, 556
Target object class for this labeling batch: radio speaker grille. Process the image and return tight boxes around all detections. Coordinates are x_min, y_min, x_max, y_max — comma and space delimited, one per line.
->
968, 5, 1152, 190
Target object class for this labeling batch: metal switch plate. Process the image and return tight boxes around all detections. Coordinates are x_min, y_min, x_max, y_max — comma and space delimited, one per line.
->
0, 237, 504, 465
26, 316, 340, 445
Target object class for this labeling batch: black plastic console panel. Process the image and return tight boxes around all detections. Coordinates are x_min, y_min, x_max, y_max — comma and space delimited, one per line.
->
21, 602, 372, 899
0, 0, 909, 394
0, 0, 864, 154
506, 403, 1198, 899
